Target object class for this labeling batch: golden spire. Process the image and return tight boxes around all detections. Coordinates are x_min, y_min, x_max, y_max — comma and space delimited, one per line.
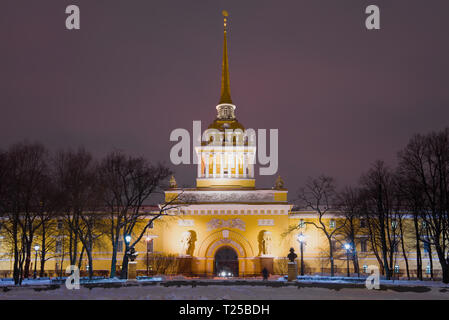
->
219, 10, 233, 104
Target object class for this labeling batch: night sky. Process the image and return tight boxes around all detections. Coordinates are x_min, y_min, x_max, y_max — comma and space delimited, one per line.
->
1, 0, 449, 195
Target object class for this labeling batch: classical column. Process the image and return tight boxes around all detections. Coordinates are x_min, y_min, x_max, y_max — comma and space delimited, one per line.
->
248, 154, 254, 178
242, 152, 247, 178
213, 153, 217, 177
235, 152, 239, 178
197, 151, 202, 178
228, 153, 232, 178
205, 152, 210, 178
220, 152, 224, 178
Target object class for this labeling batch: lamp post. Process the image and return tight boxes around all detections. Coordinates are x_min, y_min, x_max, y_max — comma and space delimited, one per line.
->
297, 233, 306, 276
33, 245, 40, 279
344, 243, 351, 277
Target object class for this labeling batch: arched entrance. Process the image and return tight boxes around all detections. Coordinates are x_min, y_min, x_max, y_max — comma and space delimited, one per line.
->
214, 246, 239, 277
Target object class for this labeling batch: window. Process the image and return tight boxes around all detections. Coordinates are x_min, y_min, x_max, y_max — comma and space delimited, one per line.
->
117, 240, 123, 253
149, 221, 154, 229
57, 220, 63, 230
55, 240, 62, 253
391, 219, 398, 229
423, 242, 430, 253
329, 219, 336, 229
146, 239, 153, 253
299, 219, 305, 229
360, 219, 367, 228
362, 265, 368, 273
426, 265, 431, 275
394, 265, 400, 273
392, 241, 399, 253
360, 239, 368, 252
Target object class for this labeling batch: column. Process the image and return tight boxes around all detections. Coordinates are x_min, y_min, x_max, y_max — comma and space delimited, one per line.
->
235, 152, 239, 178
249, 154, 254, 178
213, 153, 217, 177
220, 152, 224, 178
228, 154, 232, 178
242, 152, 247, 178
205, 153, 209, 178
197, 151, 202, 178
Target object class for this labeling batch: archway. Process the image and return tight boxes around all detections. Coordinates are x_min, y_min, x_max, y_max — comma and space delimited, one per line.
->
214, 246, 239, 277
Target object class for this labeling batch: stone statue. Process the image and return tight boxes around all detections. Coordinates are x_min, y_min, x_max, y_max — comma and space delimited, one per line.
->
287, 247, 297, 262
261, 231, 272, 255
274, 175, 284, 189
180, 231, 196, 255
169, 175, 178, 188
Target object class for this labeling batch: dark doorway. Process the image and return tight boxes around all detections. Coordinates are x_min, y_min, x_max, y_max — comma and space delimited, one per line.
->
214, 246, 239, 277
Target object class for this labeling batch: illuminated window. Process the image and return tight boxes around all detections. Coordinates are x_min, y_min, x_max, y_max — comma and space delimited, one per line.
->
299, 219, 305, 228
261, 210, 265, 214
363, 265, 368, 273
146, 239, 153, 253
117, 240, 123, 253
360, 239, 368, 252
55, 240, 62, 253
360, 219, 367, 228
267, 210, 271, 214
394, 265, 400, 273
391, 220, 398, 229
426, 265, 431, 274
329, 219, 336, 229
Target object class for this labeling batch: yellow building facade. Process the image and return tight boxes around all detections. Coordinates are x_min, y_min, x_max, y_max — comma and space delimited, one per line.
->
0, 12, 441, 279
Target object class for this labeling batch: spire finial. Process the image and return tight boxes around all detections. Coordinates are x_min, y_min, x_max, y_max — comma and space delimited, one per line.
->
219, 10, 232, 105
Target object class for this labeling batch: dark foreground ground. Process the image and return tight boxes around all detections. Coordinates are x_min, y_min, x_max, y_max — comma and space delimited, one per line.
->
1, 278, 449, 299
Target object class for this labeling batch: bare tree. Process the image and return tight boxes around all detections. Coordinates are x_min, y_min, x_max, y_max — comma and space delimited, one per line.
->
53, 148, 105, 278
359, 160, 401, 280
0, 142, 50, 284
295, 175, 346, 277
336, 186, 364, 276
398, 129, 449, 283
98, 151, 172, 278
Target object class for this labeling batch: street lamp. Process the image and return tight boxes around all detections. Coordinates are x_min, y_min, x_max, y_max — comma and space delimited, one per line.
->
33, 245, 40, 279
297, 233, 306, 276
344, 243, 352, 277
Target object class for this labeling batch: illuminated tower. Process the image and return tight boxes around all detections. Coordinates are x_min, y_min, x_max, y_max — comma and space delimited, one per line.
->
195, 10, 256, 189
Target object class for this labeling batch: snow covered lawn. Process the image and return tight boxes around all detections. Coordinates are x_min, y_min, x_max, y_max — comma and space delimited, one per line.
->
1, 279, 448, 300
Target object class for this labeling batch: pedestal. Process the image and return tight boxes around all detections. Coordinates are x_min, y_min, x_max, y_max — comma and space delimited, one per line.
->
259, 256, 274, 275
287, 261, 297, 281
178, 256, 192, 275
127, 261, 137, 280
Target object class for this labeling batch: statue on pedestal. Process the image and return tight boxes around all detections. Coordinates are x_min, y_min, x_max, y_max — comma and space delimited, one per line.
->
261, 231, 272, 256
287, 247, 297, 262
126, 247, 138, 262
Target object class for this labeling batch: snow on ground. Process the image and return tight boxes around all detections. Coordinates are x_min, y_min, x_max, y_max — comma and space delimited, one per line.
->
1, 279, 449, 300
